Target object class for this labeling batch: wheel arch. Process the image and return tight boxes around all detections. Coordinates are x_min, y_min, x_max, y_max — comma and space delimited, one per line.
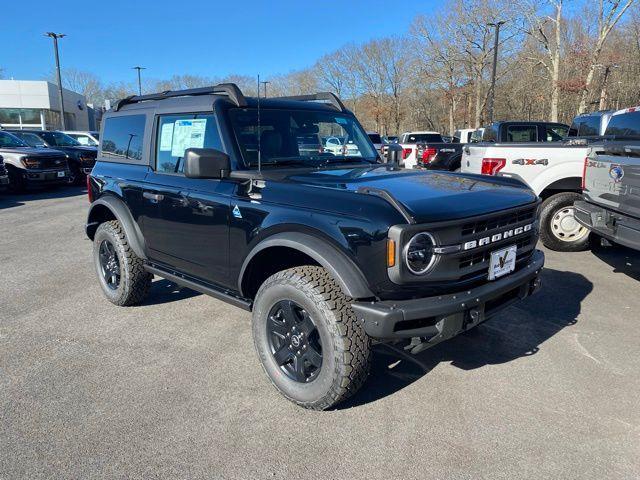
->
539, 177, 582, 200
86, 195, 147, 260
239, 232, 374, 301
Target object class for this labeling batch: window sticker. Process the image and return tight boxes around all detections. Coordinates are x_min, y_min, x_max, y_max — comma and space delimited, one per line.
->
171, 118, 207, 157
160, 122, 174, 151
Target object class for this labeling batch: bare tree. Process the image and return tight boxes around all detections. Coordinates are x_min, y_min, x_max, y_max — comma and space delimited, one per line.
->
523, 0, 564, 121
578, 0, 635, 113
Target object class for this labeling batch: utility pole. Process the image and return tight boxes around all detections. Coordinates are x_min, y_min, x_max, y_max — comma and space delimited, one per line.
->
260, 80, 270, 98
45, 32, 67, 130
487, 21, 505, 124
132, 66, 146, 96
594, 64, 619, 110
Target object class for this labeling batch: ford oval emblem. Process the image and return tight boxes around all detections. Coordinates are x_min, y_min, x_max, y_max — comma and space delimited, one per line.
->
609, 164, 624, 183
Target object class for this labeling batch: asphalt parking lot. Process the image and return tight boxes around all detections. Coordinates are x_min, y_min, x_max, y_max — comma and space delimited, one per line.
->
1, 186, 639, 480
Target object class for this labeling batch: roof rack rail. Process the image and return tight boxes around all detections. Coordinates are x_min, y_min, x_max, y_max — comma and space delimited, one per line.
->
113, 83, 248, 111
276, 92, 347, 112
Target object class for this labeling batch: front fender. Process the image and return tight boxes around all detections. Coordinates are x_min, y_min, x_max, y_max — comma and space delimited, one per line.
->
86, 195, 147, 260
239, 232, 374, 300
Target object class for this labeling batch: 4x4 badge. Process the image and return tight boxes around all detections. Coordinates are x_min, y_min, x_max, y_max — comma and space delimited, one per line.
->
232, 205, 242, 219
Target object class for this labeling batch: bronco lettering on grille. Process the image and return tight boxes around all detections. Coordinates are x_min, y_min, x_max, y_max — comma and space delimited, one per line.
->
462, 223, 532, 251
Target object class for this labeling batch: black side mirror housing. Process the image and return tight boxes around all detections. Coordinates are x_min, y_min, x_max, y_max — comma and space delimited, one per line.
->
184, 148, 230, 179
386, 143, 403, 165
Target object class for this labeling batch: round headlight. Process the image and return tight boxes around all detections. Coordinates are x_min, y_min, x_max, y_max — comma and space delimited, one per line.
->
404, 232, 436, 275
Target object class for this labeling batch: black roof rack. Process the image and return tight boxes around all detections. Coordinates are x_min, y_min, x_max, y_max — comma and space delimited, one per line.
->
276, 92, 347, 112
113, 83, 248, 111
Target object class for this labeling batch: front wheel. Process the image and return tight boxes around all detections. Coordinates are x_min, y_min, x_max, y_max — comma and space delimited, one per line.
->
539, 192, 590, 252
252, 266, 371, 410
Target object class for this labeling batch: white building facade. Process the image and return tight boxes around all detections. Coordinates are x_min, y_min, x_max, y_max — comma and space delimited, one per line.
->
0, 80, 93, 130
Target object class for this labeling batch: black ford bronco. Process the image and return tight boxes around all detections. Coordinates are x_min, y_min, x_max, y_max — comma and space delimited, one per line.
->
86, 84, 544, 409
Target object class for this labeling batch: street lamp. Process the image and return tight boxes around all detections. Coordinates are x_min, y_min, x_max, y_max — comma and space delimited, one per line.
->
487, 21, 505, 124
45, 32, 67, 130
260, 80, 271, 98
132, 66, 146, 96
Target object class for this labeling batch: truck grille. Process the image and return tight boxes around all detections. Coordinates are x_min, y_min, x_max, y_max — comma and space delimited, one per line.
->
461, 206, 536, 237
27, 155, 67, 170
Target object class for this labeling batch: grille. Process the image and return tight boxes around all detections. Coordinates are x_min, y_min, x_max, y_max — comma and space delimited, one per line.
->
0, 162, 6, 176
459, 236, 533, 269
29, 155, 67, 169
461, 206, 536, 237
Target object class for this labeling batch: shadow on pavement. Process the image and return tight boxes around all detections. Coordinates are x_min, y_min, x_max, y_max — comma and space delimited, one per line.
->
142, 279, 201, 306
591, 244, 640, 281
0, 186, 86, 209
340, 267, 592, 409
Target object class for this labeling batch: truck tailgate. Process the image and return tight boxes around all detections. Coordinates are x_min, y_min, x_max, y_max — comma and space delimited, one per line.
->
584, 146, 640, 219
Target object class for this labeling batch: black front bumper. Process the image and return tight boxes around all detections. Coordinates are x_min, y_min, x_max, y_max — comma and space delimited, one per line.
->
22, 169, 70, 186
574, 200, 640, 251
352, 250, 544, 342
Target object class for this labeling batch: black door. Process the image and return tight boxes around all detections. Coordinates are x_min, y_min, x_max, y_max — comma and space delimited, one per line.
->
142, 113, 232, 287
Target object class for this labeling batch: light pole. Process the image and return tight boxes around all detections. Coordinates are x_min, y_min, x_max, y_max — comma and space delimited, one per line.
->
487, 21, 505, 124
132, 66, 146, 96
260, 80, 270, 98
45, 32, 67, 130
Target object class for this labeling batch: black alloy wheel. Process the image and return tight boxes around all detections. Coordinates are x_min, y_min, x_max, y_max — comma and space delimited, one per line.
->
98, 239, 121, 290
267, 299, 323, 383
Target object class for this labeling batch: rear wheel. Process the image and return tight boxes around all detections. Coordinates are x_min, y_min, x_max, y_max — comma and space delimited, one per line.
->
539, 192, 590, 252
93, 220, 152, 306
252, 266, 371, 410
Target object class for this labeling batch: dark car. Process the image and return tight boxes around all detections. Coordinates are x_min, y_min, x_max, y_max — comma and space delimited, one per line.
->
0, 131, 69, 192
8, 130, 97, 185
0, 155, 9, 191
86, 84, 544, 410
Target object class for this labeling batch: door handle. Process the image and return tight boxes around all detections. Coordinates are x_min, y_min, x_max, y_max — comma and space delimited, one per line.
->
143, 192, 164, 202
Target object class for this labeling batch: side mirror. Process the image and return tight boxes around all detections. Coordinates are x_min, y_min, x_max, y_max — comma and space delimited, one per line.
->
184, 148, 230, 179
386, 143, 403, 165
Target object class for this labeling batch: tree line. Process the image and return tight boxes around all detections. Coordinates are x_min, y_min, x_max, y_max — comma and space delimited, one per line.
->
39, 0, 640, 135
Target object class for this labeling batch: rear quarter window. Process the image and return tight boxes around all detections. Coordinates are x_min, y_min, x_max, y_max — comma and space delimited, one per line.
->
604, 111, 640, 138
101, 114, 147, 162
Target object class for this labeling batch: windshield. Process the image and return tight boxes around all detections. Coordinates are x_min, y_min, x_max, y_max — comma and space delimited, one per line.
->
0, 131, 29, 148
229, 108, 378, 168
39, 131, 81, 147
13, 132, 46, 147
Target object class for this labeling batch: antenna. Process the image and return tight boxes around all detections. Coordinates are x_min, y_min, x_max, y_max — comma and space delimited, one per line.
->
257, 74, 261, 173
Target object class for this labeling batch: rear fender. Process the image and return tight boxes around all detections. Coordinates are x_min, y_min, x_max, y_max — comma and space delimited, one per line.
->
86, 195, 147, 260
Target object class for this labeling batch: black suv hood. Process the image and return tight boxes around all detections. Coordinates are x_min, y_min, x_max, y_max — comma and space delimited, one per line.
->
50, 145, 97, 157
272, 165, 537, 223
0, 146, 67, 157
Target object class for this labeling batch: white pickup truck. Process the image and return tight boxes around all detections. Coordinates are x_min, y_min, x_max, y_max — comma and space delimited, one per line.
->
462, 141, 592, 251
461, 110, 618, 252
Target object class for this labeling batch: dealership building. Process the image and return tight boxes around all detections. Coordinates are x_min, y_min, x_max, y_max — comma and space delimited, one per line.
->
0, 80, 97, 131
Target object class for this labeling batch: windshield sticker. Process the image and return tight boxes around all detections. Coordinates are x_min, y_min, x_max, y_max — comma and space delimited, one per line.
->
160, 123, 174, 151
335, 117, 348, 125
171, 119, 207, 157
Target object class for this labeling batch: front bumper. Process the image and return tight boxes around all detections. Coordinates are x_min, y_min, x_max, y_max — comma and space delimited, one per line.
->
352, 250, 544, 342
574, 200, 640, 251
22, 168, 70, 186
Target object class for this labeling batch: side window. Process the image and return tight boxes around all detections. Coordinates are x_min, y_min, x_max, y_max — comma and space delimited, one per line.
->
102, 115, 146, 161
155, 114, 223, 174
506, 125, 537, 142
546, 125, 568, 141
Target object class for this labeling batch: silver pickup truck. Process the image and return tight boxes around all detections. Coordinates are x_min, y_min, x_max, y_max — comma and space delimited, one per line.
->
575, 107, 640, 251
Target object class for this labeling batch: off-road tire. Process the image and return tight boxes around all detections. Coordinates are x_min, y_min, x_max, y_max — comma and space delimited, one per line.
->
539, 192, 590, 252
252, 266, 371, 410
93, 220, 152, 306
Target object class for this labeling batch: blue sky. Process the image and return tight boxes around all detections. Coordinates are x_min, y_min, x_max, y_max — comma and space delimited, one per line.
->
2, 0, 437, 84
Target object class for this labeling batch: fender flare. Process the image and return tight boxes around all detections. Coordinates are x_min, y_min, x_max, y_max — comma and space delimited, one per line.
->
86, 196, 147, 260
239, 232, 374, 300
